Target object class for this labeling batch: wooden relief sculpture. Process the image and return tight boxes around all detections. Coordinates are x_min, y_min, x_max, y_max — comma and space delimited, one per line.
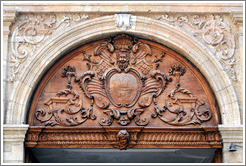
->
152, 64, 212, 125
33, 34, 215, 127
116, 130, 130, 150
27, 34, 221, 150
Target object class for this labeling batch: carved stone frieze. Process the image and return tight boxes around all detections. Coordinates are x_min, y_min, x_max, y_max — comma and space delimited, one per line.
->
158, 14, 237, 81
8, 13, 89, 82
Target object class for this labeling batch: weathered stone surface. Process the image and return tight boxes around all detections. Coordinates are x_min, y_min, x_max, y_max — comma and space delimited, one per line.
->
2, 2, 243, 164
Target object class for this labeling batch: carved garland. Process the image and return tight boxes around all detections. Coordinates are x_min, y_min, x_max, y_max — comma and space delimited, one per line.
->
35, 34, 213, 127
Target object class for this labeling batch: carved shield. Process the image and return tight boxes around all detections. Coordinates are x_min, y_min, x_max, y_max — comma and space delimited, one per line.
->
105, 68, 142, 108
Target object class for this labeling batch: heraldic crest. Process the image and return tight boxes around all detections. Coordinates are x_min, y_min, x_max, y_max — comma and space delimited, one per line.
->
35, 34, 212, 126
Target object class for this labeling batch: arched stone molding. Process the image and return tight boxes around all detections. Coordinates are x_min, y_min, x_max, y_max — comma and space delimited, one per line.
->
6, 15, 240, 126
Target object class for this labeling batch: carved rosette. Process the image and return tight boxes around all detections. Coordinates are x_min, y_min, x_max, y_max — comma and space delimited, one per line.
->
34, 34, 213, 127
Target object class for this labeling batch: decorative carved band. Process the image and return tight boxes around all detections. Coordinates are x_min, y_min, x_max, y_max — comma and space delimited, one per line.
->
25, 127, 222, 149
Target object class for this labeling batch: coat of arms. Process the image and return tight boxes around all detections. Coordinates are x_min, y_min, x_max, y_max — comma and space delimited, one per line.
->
35, 34, 212, 126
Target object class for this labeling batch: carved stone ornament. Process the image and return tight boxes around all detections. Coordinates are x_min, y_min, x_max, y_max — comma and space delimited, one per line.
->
35, 34, 213, 127
158, 14, 237, 81
9, 13, 89, 82
115, 14, 132, 31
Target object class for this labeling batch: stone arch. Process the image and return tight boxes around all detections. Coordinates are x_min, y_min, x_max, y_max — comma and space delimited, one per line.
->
7, 15, 240, 125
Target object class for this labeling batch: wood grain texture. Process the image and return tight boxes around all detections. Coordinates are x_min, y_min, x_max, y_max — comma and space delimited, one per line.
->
26, 34, 221, 152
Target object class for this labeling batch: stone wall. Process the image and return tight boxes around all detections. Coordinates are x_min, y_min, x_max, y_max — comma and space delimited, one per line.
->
2, 2, 244, 163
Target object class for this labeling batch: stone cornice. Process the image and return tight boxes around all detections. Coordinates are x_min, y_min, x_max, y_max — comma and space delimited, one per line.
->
231, 10, 243, 25
3, 124, 29, 142
3, 9, 18, 35
218, 125, 244, 143
2, 2, 243, 13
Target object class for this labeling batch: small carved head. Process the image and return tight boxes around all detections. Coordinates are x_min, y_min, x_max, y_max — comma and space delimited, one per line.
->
116, 51, 130, 70
117, 130, 130, 150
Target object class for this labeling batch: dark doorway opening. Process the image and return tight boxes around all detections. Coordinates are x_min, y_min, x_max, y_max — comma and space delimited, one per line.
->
27, 148, 218, 163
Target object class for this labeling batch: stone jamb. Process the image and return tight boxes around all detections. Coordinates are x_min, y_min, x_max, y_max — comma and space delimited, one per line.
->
218, 125, 244, 163
3, 124, 29, 163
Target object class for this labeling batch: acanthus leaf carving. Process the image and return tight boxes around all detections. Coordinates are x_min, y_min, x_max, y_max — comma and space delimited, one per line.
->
34, 34, 213, 127
99, 108, 149, 126
152, 64, 212, 125
9, 13, 89, 82
158, 14, 237, 81
35, 66, 96, 127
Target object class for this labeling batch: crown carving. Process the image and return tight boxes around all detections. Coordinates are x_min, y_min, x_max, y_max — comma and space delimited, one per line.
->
113, 34, 133, 50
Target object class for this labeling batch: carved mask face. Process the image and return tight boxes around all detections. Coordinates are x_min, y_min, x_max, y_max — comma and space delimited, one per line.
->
117, 50, 130, 70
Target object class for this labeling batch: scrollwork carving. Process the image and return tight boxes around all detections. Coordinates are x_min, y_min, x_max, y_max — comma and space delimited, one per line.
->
35, 34, 213, 127
158, 14, 237, 81
35, 65, 96, 127
9, 14, 89, 82
99, 108, 148, 126
81, 34, 168, 126
152, 64, 212, 125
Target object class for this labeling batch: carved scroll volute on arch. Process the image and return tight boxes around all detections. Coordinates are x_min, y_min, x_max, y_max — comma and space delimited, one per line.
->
152, 64, 213, 125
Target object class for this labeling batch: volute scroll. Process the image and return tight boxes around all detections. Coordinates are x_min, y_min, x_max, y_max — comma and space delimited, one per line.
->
31, 34, 218, 128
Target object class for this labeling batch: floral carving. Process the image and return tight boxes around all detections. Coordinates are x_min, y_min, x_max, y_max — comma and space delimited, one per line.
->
35, 66, 96, 127
152, 64, 212, 125
158, 14, 237, 81
9, 14, 89, 82
35, 35, 213, 127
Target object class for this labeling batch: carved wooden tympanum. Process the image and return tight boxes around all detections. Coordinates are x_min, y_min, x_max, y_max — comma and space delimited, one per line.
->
26, 34, 221, 150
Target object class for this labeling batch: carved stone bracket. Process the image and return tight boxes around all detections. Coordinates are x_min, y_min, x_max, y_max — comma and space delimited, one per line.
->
158, 14, 237, 81
8, 13, 89, 82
